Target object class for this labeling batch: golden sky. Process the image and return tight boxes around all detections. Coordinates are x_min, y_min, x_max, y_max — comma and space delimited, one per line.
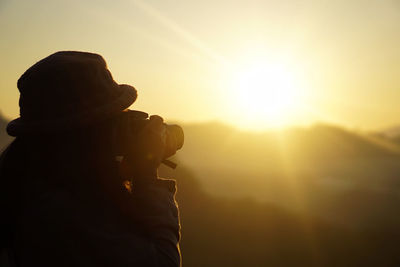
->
0, 0, 399, 130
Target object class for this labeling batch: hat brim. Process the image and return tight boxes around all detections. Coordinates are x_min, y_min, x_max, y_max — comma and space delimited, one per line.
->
7, 84, 137, 137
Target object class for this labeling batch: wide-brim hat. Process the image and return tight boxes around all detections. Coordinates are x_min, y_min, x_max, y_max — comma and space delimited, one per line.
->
7, 51, 137, 137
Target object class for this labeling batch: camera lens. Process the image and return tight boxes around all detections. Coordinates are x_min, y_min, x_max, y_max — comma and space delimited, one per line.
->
166, 124, 184, 150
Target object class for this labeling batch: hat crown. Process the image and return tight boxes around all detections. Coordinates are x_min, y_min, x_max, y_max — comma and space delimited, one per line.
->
18, 51, 123, 121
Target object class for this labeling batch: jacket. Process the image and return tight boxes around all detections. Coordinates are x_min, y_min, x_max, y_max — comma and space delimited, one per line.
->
0, 140, 181, 267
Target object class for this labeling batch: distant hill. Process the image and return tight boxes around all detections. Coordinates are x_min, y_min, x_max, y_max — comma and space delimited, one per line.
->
371, 125, 400, 146
177, 122, 400, 197
382, 125, 400, 138
172, 122, 400, 228
384, 126, 400, 144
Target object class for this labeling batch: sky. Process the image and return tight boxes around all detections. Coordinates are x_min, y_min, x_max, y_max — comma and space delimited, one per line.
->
0, 0, 399, 131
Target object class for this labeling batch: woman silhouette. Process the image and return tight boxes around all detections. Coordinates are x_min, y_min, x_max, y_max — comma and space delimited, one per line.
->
0, 51, 181, 267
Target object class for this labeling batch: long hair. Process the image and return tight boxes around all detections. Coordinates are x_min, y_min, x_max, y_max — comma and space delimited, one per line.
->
0, 138, 27, 251
0, 117, 129, 224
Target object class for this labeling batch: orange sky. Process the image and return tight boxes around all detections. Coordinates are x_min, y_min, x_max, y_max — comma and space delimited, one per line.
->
0, 0, 399, 130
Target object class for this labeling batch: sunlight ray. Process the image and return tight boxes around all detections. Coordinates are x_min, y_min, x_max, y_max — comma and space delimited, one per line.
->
79, 2, 215, 68
130, 0, 227, 66
274, 131, 322, 264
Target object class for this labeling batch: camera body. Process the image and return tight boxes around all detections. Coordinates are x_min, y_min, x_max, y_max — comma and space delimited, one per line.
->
113, 110, 184, 168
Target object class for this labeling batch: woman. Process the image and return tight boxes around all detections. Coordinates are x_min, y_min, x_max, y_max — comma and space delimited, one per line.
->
0, 51, 181, 267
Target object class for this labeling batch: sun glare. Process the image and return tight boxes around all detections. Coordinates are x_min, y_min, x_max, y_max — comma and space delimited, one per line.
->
224, 59, 305, 129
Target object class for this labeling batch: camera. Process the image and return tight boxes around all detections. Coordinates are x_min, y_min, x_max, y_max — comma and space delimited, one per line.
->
114, 110, 184, 169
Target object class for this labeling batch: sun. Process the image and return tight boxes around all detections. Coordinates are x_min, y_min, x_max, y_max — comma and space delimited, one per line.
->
225, 60, 305, 129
